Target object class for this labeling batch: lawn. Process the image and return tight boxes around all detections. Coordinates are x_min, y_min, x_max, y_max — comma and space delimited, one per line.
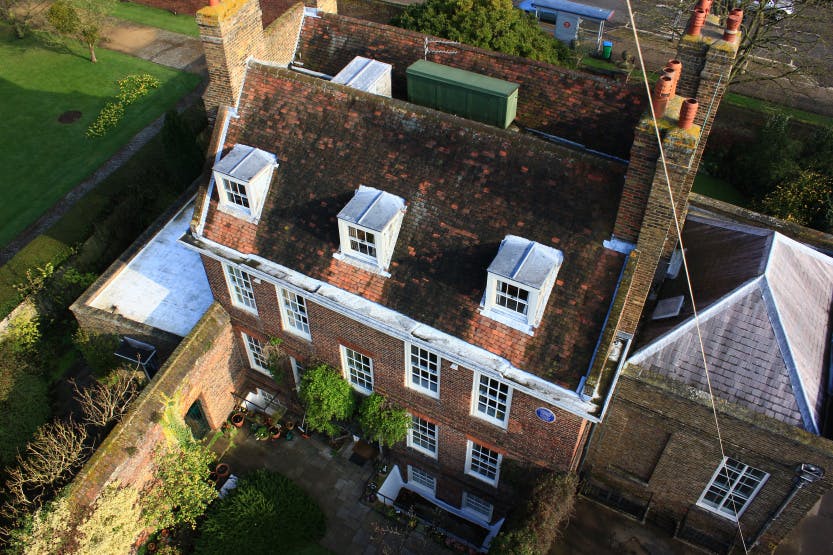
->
724, 92, 833, 128
693, 172, 749, 206
109, 1, 200, 37
0, 24, 201, 249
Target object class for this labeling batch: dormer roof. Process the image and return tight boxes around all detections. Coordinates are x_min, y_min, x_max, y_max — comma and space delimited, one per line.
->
488, 236, 563, 289
337, 186, 405, 232
214, 144, 276, 181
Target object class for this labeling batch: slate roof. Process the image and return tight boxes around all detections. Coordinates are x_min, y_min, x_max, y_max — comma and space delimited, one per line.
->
631, 214, 833, 433
199, 62, 629, 388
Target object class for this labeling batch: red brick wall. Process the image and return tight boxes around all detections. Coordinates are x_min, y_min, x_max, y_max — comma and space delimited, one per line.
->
298, 14, 646, 159
202, 256, 589, 481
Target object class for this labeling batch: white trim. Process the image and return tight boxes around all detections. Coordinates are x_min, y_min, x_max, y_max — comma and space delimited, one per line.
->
290, 356, 305, 391
696, 457, 769, 521
465, 440, 502, 487
277, 287, 312, 341
405, 343, 441, 399
340, 345, 374, 394
471, 373, 512, 428
407, 415, 438, 459
407, 465, 437, 495
242, 332, 271, 376
179, 234, 600, 419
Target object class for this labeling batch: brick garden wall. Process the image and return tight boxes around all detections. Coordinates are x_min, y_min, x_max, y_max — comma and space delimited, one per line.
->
69, 304, 246, 507
297, 14, 646, 159
584, 371, 833, 551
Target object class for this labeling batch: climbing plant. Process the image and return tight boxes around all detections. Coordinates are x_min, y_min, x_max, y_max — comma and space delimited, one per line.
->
298, 363, 355, 436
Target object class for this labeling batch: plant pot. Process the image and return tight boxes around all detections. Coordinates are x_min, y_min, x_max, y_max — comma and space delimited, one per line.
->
231, 413, 245, 428
285, 420, 295, 431
215, 463, 230, 479
269, 425, 282, 439
147, 542, 158, 553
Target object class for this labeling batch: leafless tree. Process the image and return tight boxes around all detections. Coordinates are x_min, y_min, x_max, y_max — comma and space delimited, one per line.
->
71, 368, 143, 428
1, 419, 88, 531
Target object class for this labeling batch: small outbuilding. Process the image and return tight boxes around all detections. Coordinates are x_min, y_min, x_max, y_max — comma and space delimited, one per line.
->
517, 0, 614, 49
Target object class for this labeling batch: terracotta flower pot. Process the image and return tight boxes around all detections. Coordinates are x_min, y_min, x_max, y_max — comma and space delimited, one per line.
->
215, 463, 230, 479
231, 413, 245, 428
270, 425, 282, 439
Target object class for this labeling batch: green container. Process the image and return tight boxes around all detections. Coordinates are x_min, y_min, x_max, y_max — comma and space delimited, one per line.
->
406, 60, 520, 129
602, 40, 613, 60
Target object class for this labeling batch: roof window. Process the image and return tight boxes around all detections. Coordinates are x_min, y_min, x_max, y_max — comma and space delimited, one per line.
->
481, 236, 563, 334
335, 186, 406, 275
213, 144, 278, 223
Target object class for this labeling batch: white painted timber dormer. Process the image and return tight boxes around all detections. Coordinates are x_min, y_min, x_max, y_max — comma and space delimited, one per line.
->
334, 185, 406, 275
480, 235, 563, 334
213, 144, 278, 224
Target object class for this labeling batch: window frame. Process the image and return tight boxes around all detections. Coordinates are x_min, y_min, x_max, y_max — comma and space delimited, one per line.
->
407, 415, 438, 459
471, 373, 512, 428
220, 176, 252, 212
462, 491, 494, 522
696, 457, 769, 521
242, 332, 271, 376
340, 345, 374, 395
278, 287, 311, 340
406, 343, 440, 398
223, 263, 258, 314
465, 440, 502, 487
347, 225, 378, 260
407, 465, 437, 495
290, 356, 305, 392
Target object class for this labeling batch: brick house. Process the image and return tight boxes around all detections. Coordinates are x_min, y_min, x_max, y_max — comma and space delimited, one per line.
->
582, 211, 833, 553
178, 0, 740, 545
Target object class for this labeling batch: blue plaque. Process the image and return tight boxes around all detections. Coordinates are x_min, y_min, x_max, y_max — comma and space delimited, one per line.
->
536, 407, 556, 423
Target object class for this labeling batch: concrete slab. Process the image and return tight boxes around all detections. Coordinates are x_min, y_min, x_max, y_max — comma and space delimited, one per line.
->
88, 199, 213, 337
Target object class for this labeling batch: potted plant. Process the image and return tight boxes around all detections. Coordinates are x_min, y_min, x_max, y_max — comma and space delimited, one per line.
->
269, 424, 282, 439
254, 425, 270, 441
230, 412, 245, 428
215, 462, 230, 480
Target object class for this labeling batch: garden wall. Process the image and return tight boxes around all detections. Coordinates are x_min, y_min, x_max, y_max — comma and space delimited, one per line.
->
69, 303, 245, 507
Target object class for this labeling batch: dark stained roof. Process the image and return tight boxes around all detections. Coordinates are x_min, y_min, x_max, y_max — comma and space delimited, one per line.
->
631, 214, 833, 433
201, 62, 629, 388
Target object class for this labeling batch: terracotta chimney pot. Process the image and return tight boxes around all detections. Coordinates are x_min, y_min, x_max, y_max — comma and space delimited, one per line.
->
652, 76, 674, 117
662, 66, 679, 99
695, 0, 713, 14
678, 98, 699, 129
723, 13, 742, 42
686, 8, 707, 36
209, 0, 219, 5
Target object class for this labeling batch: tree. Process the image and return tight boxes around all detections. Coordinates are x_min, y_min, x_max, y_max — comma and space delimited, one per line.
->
76, 484, 144, 555
71, 368, 143, 429
298, 363, 356, 436
759, 170, 833, 229
393, 0, 575, 67
141, 442, 218, 529
357, 393, 410, 451
47, 0, 115, 63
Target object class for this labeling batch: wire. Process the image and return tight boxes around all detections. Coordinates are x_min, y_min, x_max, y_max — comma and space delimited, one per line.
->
621, 3, 750, 552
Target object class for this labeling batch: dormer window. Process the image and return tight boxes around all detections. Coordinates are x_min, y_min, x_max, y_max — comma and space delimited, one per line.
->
213, 144, 278, 223
481, 236, 563, 334
335, 185, 406, 275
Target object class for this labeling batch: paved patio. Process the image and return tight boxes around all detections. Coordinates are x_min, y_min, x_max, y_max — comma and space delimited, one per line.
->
215, 427, 451, 555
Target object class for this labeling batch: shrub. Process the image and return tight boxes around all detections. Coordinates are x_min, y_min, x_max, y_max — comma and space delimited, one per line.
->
76, 483, 144, 555
7, 494, 75, 555
86, 101, 125, 138
141, 441, 218, 529
72, 328, 120, 377
489, 472, 577, 554
86, 74, 160, 138
358, 393, 410, 449
758, 170, 833, 230
299, 363, 355, 436
195, 469, 326, 554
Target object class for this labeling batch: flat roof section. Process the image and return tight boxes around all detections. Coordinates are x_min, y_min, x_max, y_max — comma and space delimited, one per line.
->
89, 198, 213, 337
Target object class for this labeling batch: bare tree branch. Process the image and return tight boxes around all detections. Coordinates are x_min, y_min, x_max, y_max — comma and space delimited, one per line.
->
71, 369, 142, 428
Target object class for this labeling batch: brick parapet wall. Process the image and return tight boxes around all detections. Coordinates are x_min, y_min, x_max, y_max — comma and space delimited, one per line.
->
263, 1, 305, 63
296, 14, 645, 158
200, 255, 588, 480
337, 0, 403, 23
584, 372, 833, 551
69, 303, 245, 508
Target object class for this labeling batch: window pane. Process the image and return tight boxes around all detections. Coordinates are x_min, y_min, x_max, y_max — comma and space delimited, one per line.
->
496, 280, 529, 315
344, 347, 373, 393
409, 416, 437, 455
409, 345, 439, 394
469, 442, 500, 483
700, 458, 767, 520
244, 334, 270, 374
476, 375, 509, 423
348, 226, 377, 258
223, 179, 250, 208
281, 289, 310, 336
226, 265, 257, 311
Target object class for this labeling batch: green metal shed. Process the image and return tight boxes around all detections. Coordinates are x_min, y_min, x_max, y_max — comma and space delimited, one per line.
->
406, 60, 520, 129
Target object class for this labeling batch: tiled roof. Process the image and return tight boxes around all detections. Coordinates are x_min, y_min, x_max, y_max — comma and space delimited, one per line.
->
201, 62, 628, 388
631, 214, 833, 433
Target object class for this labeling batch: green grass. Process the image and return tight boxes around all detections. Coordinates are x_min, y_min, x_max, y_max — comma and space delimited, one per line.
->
0, 24, 201, 249
724, 92, 833, 128
693, 172, 749, 206
109, 1, 200, 37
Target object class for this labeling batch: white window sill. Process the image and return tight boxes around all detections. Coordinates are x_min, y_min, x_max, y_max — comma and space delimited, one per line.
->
465, 470, 498, 487
695, 501, 741, 522
333, 251, 390, 277
471, 411, 509, 430
479, 307, 534, 335
230, 301, 259, 316
407, 384, 440, 399
408, 444, 438, 459
217, 202, 260, 225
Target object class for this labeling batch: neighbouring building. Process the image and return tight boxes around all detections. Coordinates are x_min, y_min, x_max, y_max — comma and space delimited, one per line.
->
169, 0, 744, 547
582, 210, 833, 553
